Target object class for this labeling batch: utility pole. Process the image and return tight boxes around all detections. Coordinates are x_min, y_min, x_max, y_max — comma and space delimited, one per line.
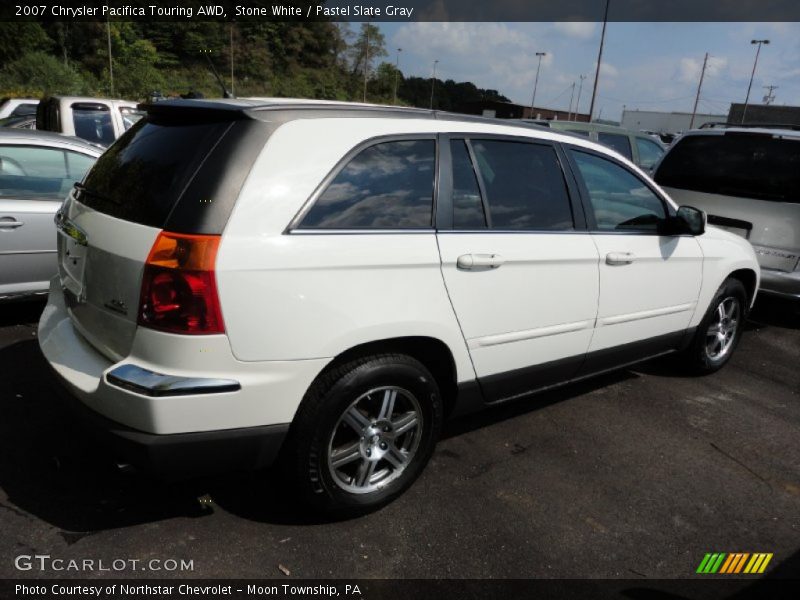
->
574, 74, 586, 121
742, 39, 769, 123
763, 84, 778, 105
363, 28, 370, 102
230, 23, 235, 97
567, 81, 576, 121
106, 18, 114, 97
429, 59, 439, 109
689, 52, 709, 130
393, 48, 402, 104
529, 51, 546, 117
589, 0, 610, 122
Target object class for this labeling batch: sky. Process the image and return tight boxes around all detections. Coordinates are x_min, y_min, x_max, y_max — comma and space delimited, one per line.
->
376, 22, 800, 121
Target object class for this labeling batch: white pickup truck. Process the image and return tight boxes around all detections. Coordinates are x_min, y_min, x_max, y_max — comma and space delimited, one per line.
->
36, 96, 144, 146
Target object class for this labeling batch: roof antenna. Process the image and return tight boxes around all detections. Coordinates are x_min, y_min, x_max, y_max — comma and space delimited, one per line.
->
201, 50, 233, 98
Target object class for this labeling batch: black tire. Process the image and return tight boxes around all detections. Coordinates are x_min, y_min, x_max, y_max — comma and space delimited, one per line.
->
680, 278, 748, 375
282, 353, 443, 515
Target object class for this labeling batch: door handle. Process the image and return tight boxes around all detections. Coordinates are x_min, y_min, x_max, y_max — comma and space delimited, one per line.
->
457, 253, 505, 270
0, 218, 24, 229
606, 252, 635, 266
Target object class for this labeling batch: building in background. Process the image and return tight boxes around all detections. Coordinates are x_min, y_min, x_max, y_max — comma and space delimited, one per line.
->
457, 100, 590, 122
621, 109, 725, 135
727, 103, 800, 126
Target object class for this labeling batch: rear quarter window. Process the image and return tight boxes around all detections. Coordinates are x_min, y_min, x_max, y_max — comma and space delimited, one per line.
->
300, 140, 436, 229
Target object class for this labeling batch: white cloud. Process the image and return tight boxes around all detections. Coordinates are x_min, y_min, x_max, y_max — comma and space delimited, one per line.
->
553, 22, 596, 40
393, 23, 557, 100
677, 55, 728, 84
594, 61, 619, 77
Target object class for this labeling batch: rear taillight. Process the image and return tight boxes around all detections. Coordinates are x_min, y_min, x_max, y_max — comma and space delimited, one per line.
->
138, 232, 225, 334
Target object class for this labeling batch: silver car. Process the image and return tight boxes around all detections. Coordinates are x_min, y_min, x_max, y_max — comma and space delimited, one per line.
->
0, 129, 102, 301
654, 126, 800, 302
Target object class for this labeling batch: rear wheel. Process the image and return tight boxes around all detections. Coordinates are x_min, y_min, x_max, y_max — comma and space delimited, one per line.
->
680, 278, 747, 374
283, 354, 442, 514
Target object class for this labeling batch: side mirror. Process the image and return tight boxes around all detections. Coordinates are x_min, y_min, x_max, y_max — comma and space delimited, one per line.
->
676, 205, 706, 236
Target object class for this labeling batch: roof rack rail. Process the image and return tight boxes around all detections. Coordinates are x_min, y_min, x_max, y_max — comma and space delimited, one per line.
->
698, 121, 800, 131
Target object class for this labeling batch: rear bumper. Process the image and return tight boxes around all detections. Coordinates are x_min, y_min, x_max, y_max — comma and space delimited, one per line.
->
759, 268, 800, 300
49, 372, 289, 478
38, 276, 329, 475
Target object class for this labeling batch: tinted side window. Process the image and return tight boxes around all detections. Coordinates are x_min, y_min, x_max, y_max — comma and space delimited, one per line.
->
470, 140, 573, 231
301, 140, 435, 229
0, 145, 94, 200
450, 140, 486, 229
635, 137, 664, 170
72, 105, 115, 145
572, 150, 666, 232
597, 132, 633, 160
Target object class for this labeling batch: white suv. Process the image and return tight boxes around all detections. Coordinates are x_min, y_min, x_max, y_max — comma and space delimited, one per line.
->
39, 99, 759, 513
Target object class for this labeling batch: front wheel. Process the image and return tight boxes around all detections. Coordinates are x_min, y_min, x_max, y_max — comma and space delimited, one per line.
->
282, 354, 443, 515
680, 278, 747, 374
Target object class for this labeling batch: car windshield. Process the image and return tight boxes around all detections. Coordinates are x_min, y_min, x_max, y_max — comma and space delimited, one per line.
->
654, 133, 800, 203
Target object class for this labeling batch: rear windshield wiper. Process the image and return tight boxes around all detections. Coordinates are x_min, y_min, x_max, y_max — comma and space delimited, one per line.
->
74, 182, 116, 204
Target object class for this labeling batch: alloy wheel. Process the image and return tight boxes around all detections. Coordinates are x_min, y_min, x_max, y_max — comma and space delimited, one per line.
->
705, 296, 741, 361
327, 386, 423, 494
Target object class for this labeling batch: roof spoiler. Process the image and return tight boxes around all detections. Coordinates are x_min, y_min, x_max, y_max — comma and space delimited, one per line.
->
137, 100, 253, 121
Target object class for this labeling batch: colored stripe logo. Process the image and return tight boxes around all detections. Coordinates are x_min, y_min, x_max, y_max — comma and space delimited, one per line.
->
696, 553, 773, 574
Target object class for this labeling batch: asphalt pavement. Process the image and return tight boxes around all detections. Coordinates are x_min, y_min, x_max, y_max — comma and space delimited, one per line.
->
0, 297, 798, 580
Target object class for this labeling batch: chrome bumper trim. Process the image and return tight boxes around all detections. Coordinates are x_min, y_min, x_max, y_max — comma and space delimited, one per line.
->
106, 364, 241, 397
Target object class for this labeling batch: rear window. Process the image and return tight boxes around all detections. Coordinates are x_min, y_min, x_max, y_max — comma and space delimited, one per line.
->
598, 132, 633, 160
72, 104, 115, 145
78, 118, 232, 227
655, 133, 800, 202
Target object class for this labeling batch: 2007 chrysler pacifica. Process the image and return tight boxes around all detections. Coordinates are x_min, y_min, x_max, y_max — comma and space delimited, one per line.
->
39, 99, 759, 513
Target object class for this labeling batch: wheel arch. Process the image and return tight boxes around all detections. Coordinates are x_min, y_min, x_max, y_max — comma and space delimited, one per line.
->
310, 336, 460, 419
728, 268, 758, 310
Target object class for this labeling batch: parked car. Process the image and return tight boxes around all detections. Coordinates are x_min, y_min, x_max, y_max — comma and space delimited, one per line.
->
39, 99, 759, 513
0, 129, 102, 301
527, 119, 667, 172
36, 96, 144, 146
0, 98, 39, 120
654, 126, 799, 302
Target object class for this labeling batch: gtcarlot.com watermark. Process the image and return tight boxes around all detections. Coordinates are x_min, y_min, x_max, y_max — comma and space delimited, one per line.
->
14, 554, 194, 573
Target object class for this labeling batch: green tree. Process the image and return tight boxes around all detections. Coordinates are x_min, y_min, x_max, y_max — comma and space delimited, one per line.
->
0, 22, 52, 63
348, 23, 387, 81
371, 62, 402, 103
96, 22, 164, 99
0, 51, 86, 96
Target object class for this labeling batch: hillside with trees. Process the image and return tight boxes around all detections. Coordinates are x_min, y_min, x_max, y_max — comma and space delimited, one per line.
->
0, 21, 509, 109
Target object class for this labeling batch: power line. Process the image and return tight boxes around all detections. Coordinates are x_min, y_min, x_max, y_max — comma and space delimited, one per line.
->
543, 83, 574, 106
598, 93, 696, 104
